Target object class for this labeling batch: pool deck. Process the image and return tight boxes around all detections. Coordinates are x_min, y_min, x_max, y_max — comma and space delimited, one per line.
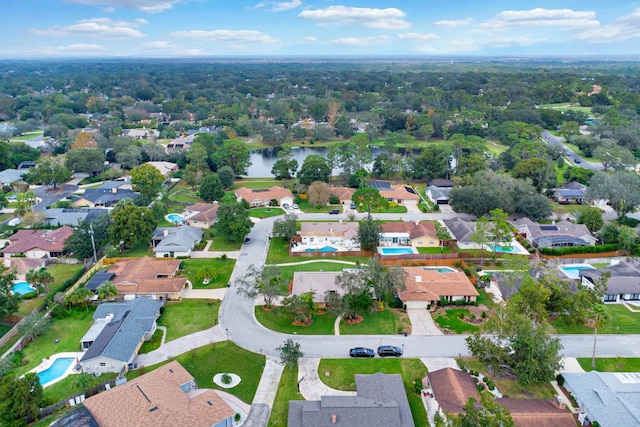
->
27, 351, 83, 388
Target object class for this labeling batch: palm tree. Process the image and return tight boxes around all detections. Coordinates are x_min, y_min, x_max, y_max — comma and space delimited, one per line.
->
97, 282, 118, 301
591, 304, 609, 369
67, 288, 93, 311
15, 190, 36, 217
26, 268, 53, 294
195, 266, 218, 285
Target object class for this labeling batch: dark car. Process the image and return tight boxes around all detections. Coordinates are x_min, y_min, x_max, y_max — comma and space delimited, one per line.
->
244, 236, 251, 244
377, 345, 402, 357
349, 347, 375, 358
329, 209, 340, 214
574, 158, 581, 163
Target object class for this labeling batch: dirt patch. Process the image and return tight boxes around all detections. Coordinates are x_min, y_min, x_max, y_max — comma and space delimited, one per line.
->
261, 306, 273, 311
292, 319, 313, 327
343, 315, 364, 324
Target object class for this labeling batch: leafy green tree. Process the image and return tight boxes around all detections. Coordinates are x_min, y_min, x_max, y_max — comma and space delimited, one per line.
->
0, 263, 20, 321
213, 200, 253, 242
276, 338, 304, 369
357, 214, 381, 251
198, 173, 224, 202
488, 208, 512, 261
64, 215, 111, 259
587, 171, 640, 218
217, 166, 235, 188
272, 214, 298, 241
185, 143, 209, 188
115, 144, 143, 170
515, 194, 553, 221
97, 282, 118, 301
511, 158, 557, 192
15, 190, 36, 217
471, 216, 491, 266
66, 287, 93, 311
510, 277, 551, 323
359, 258, 405, 304
281, 292, 315, 324
271, 158, 298, 180
235, 265, 285, 309
352, 187, 388, 212
65, 148, 105, 176
0, 373, 43, 426
308, 181, 330, 208
24, 157, 72, 188
452, 393, 515, 427
25, 268, 53, 294
577, 207, 604, 233
594, 144, 636, 172
18, 312, 51, 347
109, 200, 157, 250
211, 139, 251, 176
130, 163, 165, 200
298, 154, 330, 185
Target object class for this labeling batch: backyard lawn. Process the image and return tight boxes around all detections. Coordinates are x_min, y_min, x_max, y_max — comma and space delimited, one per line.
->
268, 364, 300, 427
254, 306, 336, 335
577, 357, 640, 372
180, 258, 235, 289
16, 263, 85, 316
552, 304, 640, 334
416, 246, 452, 254
41, 372, 118, 406
318, 358, 428, 427
128, 342, 265, 404
119, 240, 154, 258
340, 308, 408, 335
0, 323, 13, 339
158, 299, 219, 342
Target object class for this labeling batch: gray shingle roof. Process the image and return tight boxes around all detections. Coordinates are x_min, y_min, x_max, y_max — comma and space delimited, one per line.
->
426, 185, 451, 201
77, 188, 138, 206
44, 208, 107, 227
443, 217, 476, 243
152, 226, 203, 253
0, 168, 26, 184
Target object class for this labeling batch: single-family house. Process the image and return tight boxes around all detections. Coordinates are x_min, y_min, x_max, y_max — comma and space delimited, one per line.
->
72, 188, 138, 208
43, 208, 107, 227
399, 267, 478, 309
0, 168, 26, 188
426, 185, 452, 205
515, 217, 596, 249
580, 261, 640, 303
184, 203, 219, 229
2, 257, 46, 281
151, 226, 203, 258
427, 368, 575, 426
166, 134, 196, 151
235, 186, 294, 207
85, 269, 117, 293
145, 161, 178, 176
77, 360, 235, 427
298, 222, 359, 250
2, 226, 74, 258
107, 256, 187, 301
554, 182, 587, 204
427, 179, 454, 188
97, 179, 133, 191
290, 271, 344, 304
488, 269, 576, 303
562, 371, 640, 427
288, 373, 415, 427
442, 217, 479, 250
379, 221, 439, 248
122, 128, 160, 140
79, 298, 162, 375
370, 181, 420, 206
328, 186, 356, 206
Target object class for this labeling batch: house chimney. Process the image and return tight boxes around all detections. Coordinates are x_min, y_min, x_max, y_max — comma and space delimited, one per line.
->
163, 228, 169, 236
415, 221, 420, 226
112, 187, 117, 193
331, 414, 337, 424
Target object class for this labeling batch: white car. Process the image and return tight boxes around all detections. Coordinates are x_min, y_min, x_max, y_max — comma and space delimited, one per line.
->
292, 203, 299, 210
282, 203, 291, 209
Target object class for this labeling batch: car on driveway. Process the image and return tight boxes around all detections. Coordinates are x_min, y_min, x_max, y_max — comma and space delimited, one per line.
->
292, 203, 299, 210
377, 345, 402, 357
349, 347, 375, 358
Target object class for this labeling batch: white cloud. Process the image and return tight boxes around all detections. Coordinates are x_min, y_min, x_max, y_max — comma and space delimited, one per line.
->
30, 18, 147, 39
434, 18, 473, 28
329, 35, 391, 46
576, 8, 640, 43
398, 32, 439, 41
141, 41, 173, 48
302, 36, 318, 42
253, 0, 302, 12
483, 8, 599, 30
169, 29, 278, 44
65, 0, 180, 13
299, 6, 410, 30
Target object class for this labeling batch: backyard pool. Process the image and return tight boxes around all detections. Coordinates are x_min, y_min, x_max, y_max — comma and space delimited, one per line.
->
12, 281, 36, 296
377, 247, 418, 255
306, 246, 339, 253
422, 266, 457, 273
36, 357, 75, 387
558, 264, 596, 279
166, 213, 183, 224
489, 245, 516, 253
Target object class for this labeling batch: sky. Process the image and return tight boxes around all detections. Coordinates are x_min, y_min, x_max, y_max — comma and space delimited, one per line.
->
1, 0, 640, 58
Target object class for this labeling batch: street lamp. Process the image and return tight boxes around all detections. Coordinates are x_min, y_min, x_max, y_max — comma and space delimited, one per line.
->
225, 328, 229, 343
401, 344, 404, 359
88, 223, 97, 264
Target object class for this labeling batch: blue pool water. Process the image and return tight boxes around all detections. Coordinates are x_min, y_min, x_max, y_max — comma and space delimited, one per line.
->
379, 247, 417, 255
306, 246, 338, 252
559, 264, 595, 279
12, 281, 35, 296
167, 214, 183, 224
37, 357, 75, 386
489, 245, 517, 253
422, 267, 457, 273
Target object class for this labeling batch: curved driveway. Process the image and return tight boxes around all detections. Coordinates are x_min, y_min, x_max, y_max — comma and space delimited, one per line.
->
219, 213, 640, 359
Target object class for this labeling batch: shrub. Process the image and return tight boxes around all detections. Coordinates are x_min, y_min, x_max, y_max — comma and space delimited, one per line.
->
481, 311, 487, 319
487, 382, 495, 391
329, 196, 340, 205
476, 383, 485, 392
556, 374, 565, 386
221, 373, 232, 384
539, 243, 618, 256
433, 204, 440, 211
220, 254, 228, 261
234, 414, 241, 422
21, 291, 38, 299
413, 378, 423, 394
389, 201, 398, 208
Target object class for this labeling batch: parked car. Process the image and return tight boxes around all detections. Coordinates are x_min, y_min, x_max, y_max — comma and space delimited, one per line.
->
244, 236, 251, 244
350, 202, 356, 209
349, 347, 375, 358
292, 203, 299, 210
377, 345, 402, 357
574, 158, 581, 163
329, 209, 340, 214
282, 203, 291, 210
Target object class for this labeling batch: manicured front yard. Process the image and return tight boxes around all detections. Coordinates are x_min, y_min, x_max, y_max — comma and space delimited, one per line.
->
340, 308, 408, 335
576, 357, 640, 372
434, 308, 480, 334
268, 365, 300, 427
158, 299, 219, 342
180, 258, 236, 289
249, 206, 285, 218
318, 358, 428, 427
552, 304, 640, 334
128, 341, 265, 404
254, 306, 337, 335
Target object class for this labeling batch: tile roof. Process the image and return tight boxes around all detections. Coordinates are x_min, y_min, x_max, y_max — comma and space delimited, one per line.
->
83, 361, 234, 427
328, 186, 356, 201
2, 226, 74, 254
428, 368, 479, 414
399, 267, 478, 303
108, 256, 186, 295
3, 257, 46, 276
300, 222, 359, 240
496, 398, 576, 427
235, 186, 293, 203
380, 221, 437, 240
186, 203, 219, 223
378, 185, 420, 201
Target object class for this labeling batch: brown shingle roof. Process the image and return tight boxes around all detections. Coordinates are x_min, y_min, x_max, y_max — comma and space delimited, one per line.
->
108, 256, 186, 295
496, 398, 576, 427
83, 361, 234, 427
300, 222, 359, 240
187, 203, 219, 223
235, 186, 293, 203
380, 221, 437, 240
2, 226, 74, 254
399, 267, 478, 303
428, 368, 479, 415
328, 186, 356, 201
379, 185, 420, 201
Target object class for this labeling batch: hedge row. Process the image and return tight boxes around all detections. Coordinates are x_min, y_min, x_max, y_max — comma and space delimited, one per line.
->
539, 243, 618, 256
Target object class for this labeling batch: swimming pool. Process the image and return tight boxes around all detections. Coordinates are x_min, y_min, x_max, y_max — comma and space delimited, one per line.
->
489, 245, 516, 253
36, 357, 75, 386
378, 247, 418, 255
166, 213, 183, 224
306, 246, 339, 252
422, 267, 457, 273
558, 264, 596, 279
12, 281, 36, 296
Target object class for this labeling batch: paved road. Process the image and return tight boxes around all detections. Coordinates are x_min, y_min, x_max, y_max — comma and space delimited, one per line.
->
542, 131, 603, 171
219, 213, 640, 359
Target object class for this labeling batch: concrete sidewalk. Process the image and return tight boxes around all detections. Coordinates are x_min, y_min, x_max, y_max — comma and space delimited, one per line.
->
297, 358, 357, 401
560, 357, 586, 373
252, 356, 285, 408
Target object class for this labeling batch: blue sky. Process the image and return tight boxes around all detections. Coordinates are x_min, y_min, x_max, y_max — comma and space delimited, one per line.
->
2, 0, 640, 58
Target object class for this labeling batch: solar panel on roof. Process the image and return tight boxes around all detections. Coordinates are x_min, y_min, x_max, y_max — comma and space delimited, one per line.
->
540, 225, 559, 231
404, 186, 416, 194
369, 181, 392, 190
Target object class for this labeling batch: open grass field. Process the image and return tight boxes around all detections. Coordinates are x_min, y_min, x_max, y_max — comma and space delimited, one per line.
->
268, 364, 300, 427
158, 299, 219, 342
180, 258, 235, 289
318, 358, 429, 427
128, 341, 265, 404
552, 304, 640, 334
254, 306, 337, 335
576, 357, 640, 372
539, 103, 593, 114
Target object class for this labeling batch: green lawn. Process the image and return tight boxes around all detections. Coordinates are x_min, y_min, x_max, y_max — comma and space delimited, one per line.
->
458, 358, 556, 399
180, 258, 236, 289
539, 103, 593, 114
119, 240, 154, 258
416, 246, 452, 254
15, 306, 96, 376
340, 308, 407, 335
41, 372, 118, 406
9, 130, 44, 141
254, 306, 337, 335
576, 358, 640, 372
552, 304, 640, 334
296, 199, 343, 213
434, 308, 479, 334
205, 227, 244, 251
168, 186, 202, 203
0, 323, 12, 338
128, 342, 265, 404
551, 202, 594, 216
158, 299, 218, 342
268, 364, 300, 427
375, 205, 408, 214
248, 207, 286, 218
16, 264, 84, 316
318, 358, 428, 427
139, 328, 164, 354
